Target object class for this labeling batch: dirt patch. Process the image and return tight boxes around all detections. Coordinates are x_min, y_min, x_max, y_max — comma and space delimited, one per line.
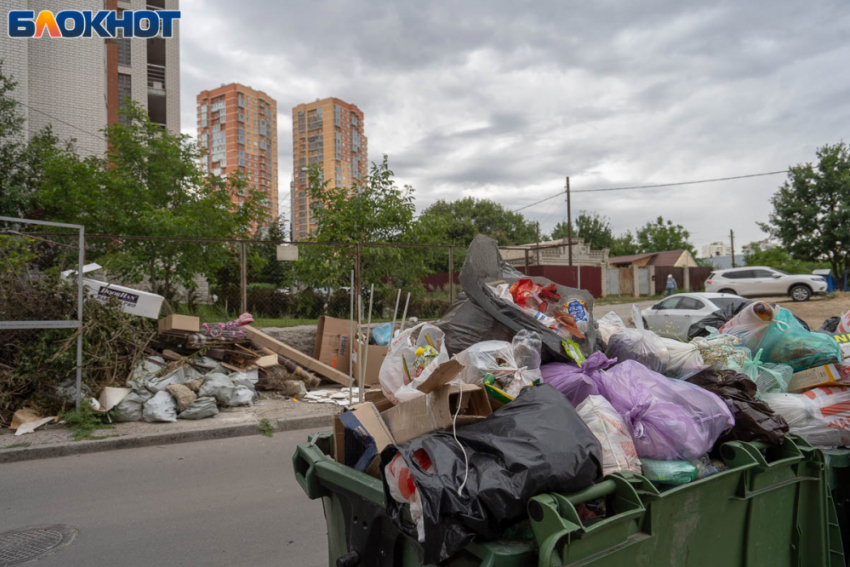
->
761, 292, 850, 328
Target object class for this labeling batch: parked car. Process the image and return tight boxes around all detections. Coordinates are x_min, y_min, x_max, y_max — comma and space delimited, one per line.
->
641, 292, 750, 338
704, 266, 828, 301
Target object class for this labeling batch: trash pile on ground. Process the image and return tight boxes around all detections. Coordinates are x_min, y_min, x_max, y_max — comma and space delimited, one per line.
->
328, 235, 850, 564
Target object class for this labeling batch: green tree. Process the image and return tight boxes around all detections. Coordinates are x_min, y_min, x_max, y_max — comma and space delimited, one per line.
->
762, 143, 850, 278
420, 197, 537, 247
553, 211, 615, 251
610, 230, 639, 257
37, 101, 265, 302
635, 216, 697, 256
744, 244, 819, 274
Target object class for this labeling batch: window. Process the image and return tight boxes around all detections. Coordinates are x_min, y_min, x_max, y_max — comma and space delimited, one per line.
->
117, 73, 132, 125
118, 38, 131, 66
677, 297, 705, 310
751, 269, 776, 278
723, 270, 754, 279
711, 298, 750, 311
654, 297, 681, 310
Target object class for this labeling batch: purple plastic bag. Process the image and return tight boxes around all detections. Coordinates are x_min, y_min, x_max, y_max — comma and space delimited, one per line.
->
541, 352, 617, 407
597, 360, 734, 461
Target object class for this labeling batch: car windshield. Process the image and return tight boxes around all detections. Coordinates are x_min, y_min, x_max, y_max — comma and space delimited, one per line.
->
711, 298, 751, 311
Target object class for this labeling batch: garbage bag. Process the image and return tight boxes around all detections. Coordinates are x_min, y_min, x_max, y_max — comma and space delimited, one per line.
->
764, 387, 850, 448
597, 311, 626, 346
146, 367, 187, 393
605, 328, 670, 374
641, 459, 699, 485
142, 390, 178, 423
659, 338, 706, 380
687, 367, 789, 445
385, 450, 432, 543
198, 373, 235, 405
598, 360, 734, 461
540, 351, 615, 406
512, 329, 543, 382
178, 397, 219, 420
436, 235, 598, 362
692, 329, 751, 368
127, 356, 165, 390
111, 388, 153, 422
378, 323, 449, 404
577, 395, 641, 476
227, 385, 254, 407
687, 301, 752, 339
372, 322, 393, 346
727, 349, 792, 394
455, 340, 532, 398
817, 316, 841, 334
381, 384, 602, 565
721, 303, 842, 371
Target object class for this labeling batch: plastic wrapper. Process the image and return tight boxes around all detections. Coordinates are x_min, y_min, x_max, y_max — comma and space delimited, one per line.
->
142, 390, 178, 423
605, 328, 670, 374
720, 303, 841, 371
727, 349, 792, 394
659, 338, 706, 380
511, 329, 542, 382
597, 311, 626, 346
436, 235, 598, 361
687, 367, 789, 446
599, 360, 734, 461
577, 395, 641, 476
456, 341, 518, 382
641, 459, 699, 485
198, 373, 235, 405
837, 310, 850, 334
692, 330, 751, 368
178, 397, 219, 420
378, 322, 449, 404
692, 454, 727, 480
764, 387, 850, 448
384, 450, 432, 542
540, 351, 615, 407
372, 322, 393, 346
381, 384, 602, 565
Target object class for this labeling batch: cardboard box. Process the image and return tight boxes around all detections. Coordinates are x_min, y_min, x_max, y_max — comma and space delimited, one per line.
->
314, 316, 353, 371
354, 344, 389, 386
157, 314, 200, 333
333, 402, 395, 477
61, 264, 166, 319
382, 383, 491, 444
789, 364, 850, 392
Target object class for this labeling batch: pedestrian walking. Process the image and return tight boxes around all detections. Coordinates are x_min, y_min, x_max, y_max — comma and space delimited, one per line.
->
666, 274, 677, 296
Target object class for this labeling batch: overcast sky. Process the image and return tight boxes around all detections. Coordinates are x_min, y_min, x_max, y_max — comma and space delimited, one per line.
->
179, 0, 850, 253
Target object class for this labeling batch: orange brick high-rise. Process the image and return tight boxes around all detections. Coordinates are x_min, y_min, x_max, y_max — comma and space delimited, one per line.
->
196, 84, 279, 226
291, 97, 367, 239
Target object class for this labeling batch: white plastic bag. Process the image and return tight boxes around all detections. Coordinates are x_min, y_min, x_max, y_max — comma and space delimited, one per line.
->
597, 311, 626, 346
142, 390, 178, 423
455, 340, 533, 398
837, 310, 850, 334
605, 328, 670, 374
659, 338, 706, 380
379, 323, 449, 404
385, 452, 431, 542
764, 387, 850, 448
577, 395, 641, 476
227, 386, 254, 407
719, 301, 780, 350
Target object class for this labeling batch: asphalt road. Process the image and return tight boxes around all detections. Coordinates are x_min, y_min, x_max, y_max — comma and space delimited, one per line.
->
0, 430, 327, 567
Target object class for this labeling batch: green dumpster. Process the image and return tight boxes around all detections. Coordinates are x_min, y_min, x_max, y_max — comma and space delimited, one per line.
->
294, 432, 844, 566
824, 448, 850, 562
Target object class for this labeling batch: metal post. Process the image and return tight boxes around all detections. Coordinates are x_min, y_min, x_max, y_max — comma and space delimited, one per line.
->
524, 249, 529, 275
730, 229, 736, 268
391, 288, 401, 337
535, 222, 540, 266
354, 243, 361, 312
448, 246, 454, 304
566, 177, 573, 266
239, 241, 248, 314
75, 226, 85, 410
361, 284, 374, 403
349, 270, 355, 405
399, 292, 411, 333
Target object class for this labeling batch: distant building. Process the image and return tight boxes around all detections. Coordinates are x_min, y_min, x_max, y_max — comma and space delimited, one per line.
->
0, 0, 181, 155
291, 97, 367, 240
608, 250, 698, 268
742, 238, 780, 256
702, 241, 732, 258
501, 238, 609, 268
196, 83, 279, 223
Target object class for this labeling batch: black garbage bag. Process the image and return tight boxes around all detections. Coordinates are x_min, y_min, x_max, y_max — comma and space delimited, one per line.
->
688, 300, 810, 339
687, 367, 789, 446
381, 384, 602, 564
815, 316, 841, 334
436, 234, 598, 361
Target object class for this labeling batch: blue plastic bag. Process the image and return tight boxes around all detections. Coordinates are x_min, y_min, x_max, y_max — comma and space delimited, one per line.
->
372, 322, 393, 346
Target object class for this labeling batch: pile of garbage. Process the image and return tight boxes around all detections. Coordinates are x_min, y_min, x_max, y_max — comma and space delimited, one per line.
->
331, 235, 850, 564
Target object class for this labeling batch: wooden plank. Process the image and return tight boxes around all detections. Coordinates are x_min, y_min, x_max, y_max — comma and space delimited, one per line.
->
255, 354, 279, 368
243, 326, 350, 386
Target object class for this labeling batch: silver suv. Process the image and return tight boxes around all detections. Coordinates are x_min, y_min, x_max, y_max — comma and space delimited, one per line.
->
704, 266, 827, 301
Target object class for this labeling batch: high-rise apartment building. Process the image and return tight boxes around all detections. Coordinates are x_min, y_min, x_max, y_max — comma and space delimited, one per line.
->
291, 98, 367, 239
0, 0, 181, 155
196, 84, 279, 223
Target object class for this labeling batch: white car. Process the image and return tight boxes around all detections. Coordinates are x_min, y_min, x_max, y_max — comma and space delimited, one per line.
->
704, 266, 827, 302
641, 292, 750, 339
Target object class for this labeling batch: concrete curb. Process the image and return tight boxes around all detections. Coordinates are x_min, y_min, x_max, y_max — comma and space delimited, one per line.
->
0, 414, 334, 465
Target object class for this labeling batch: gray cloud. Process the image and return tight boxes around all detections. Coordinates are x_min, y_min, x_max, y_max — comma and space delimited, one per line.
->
179, 0, 850, 249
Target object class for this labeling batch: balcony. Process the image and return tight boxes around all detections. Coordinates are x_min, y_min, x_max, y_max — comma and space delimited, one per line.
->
147, 64, 166, 95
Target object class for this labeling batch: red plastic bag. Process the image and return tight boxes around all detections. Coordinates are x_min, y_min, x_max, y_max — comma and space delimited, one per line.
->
509, 279, 561, 311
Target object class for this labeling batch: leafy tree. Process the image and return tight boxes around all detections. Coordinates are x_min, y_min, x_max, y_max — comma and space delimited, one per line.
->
610, 230, 639, 257
762, 143, 850, 278
744, 244, 821, 274
553, 211, 615, 251
420, 197, 537, 247
37, 101, 265, 302
635, 216, 697, 256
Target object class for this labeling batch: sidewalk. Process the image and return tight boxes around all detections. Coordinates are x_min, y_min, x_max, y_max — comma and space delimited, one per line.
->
0, 397, 338, 464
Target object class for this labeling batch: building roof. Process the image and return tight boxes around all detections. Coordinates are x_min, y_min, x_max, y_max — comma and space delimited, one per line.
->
607, 252, 656, 265
608, 250, 690, 267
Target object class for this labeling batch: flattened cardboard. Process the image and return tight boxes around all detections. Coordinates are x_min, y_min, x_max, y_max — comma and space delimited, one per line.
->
789, 363, 850, 391
314, 316, 353, 370
416, 359, 464, 394
354, 344, 389, 386
333, 402, 395, 477
158, 314, 200, 333
381, 383, 490, 444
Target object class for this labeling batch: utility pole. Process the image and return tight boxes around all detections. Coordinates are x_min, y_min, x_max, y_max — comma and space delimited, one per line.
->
566, 176, 573, 266
730, 229, 736, 268
535, 222, 541, 266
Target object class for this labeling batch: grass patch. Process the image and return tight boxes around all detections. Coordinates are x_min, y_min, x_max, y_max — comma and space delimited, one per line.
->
62, 399, 117, 441
4, 442, 31, 449
259, 418, 274, 438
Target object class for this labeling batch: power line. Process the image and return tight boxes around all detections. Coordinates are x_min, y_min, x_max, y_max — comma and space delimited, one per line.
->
512, 170, 789, 213
14, 99, 108, 143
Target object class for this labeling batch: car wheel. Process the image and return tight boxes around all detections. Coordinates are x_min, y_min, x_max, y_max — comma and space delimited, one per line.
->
718, 288, 736, 295
790, 285, 812, 302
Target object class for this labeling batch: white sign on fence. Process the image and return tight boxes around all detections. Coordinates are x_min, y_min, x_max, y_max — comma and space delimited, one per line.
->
276, 245, 299, 261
